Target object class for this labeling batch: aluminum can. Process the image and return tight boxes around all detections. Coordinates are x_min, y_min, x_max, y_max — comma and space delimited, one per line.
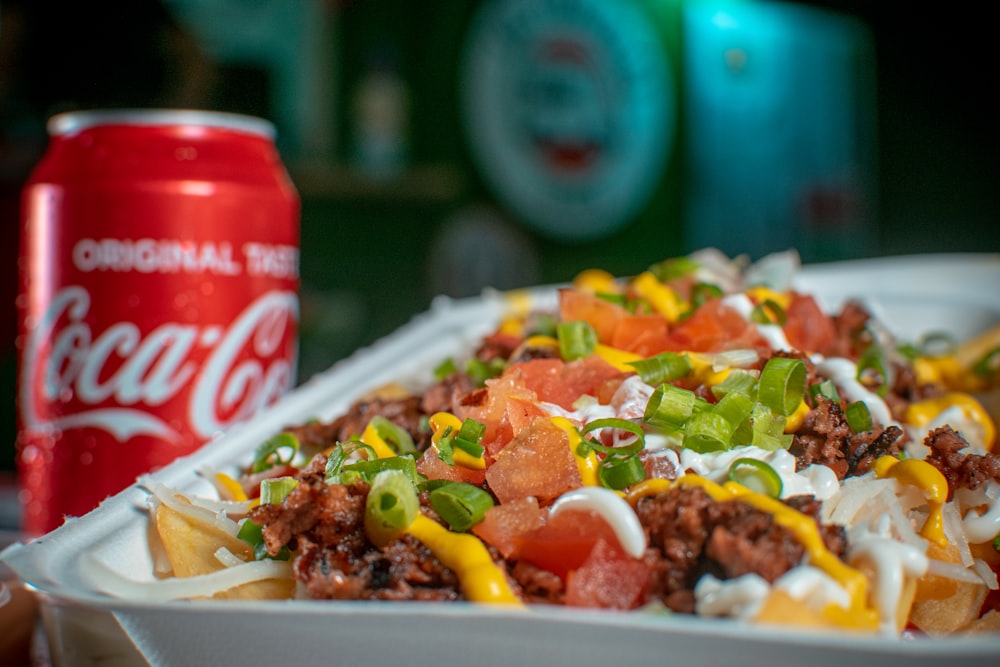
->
16, 110, 300, 535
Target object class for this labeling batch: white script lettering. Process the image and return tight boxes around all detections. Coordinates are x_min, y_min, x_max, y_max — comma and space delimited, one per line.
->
20, 286, 299, 443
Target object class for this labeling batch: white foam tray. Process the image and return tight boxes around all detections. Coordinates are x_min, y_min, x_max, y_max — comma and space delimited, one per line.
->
3, 253, 1000, 666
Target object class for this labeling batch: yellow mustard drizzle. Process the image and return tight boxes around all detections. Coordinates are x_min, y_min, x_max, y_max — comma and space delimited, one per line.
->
874, 456, 948, 546
215, 471, 248, 502
626, 476, 880, 631
784, 400, 811, 433
406, 514, 522, 605
573, 268, 619, 295
521, 334, 560, 351
631, 272, 685, 323
550, 417, 599, 487
905, 392, 996, 452
686, 352, 732, 387
745, 286, 791, 311
594, 344, 642, 372
428, 412, 486, 469
360, 421, 399, 459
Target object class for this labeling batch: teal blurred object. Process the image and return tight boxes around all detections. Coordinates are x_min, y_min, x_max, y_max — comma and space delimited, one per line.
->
682, 1, 877, 262
291, 0, 878, 380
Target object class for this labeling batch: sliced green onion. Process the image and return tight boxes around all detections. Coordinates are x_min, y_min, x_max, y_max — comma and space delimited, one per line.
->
757, 356, 807, 417
731, 403, 790, 451
453, 418, 486, 457
434, 357, 459, 380
644, 384, 700, 430
751, 299, 788, 326
857, 343, 892, 397
688, 282, 724, 310
237, 519, 290, 561
845, 400, 874, 433
917, 331, 957, 358
728, 458, 783, 498
260, 477, 298, 505
713, 391, 754, 430
369, 416, 416, 455
437, 418, 486, 463
808, 379, 840, 405
711, 369, 759, 400
683, 411, 733, 453
973, 347, 1000, 377
558, 320, 598, 361
251, 432, 300, 473
596, 292, 628, 307
436, 425, 456, 465
648, 256, 699, 282
526, 312, 559, 338
598, 454, 646, 490
325, 441, 377, 483
579, 417, 645, 456
627, 352, 692, 385
365, 469, 420, 546
466, 357, 505, 386
428, 481, 494, 532
345, 454, 421, 485
992, 532, 1000, 553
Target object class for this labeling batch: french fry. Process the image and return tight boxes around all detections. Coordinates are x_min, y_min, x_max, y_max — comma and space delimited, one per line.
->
913, 543, 961, 602
909, 578, 988, 635
962, 609, 1000, 634
155, 502, 295, 600
753, 591, 841, 631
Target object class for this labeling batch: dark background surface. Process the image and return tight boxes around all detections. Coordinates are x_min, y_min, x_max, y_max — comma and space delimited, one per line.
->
806, 1, 998, 255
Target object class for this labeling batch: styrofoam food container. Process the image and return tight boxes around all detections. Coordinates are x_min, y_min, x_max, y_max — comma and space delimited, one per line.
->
3, 254, 1000, 666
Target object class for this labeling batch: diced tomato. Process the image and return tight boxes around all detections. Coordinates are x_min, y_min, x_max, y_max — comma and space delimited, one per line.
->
485, 418, 581, 505
415, 448, 486, 485
472, 496, 544, 559
514, 508, 620, 579
514, 356, 621, 410
782, 292, 837, 354
559, 288, 627, 344
461, 370, 541, 456
610, 314, 672, 357
666, 297, 765, 353
565, 539, 651, 610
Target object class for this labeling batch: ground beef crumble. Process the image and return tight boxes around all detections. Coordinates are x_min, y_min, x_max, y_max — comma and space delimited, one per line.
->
633, 486, 846, 613
789, 396, 904, 479
924, 425, 1000, 498
249, 455, 463, 601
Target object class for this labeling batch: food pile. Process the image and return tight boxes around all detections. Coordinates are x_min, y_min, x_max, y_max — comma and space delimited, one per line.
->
138, 250, 1000, 636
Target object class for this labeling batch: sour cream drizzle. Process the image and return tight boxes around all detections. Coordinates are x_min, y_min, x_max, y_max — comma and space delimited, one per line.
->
679, 446, 840, 501
695, 566, 850, 620
814, 356, 896, 427
847, 516, 929, 634
959, 481, 1000, 543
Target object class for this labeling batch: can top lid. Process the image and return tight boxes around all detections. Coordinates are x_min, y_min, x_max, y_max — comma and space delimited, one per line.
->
48, 109, 276, 140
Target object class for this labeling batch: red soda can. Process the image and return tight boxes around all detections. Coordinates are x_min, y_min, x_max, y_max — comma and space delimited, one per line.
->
16, 110, 301, 535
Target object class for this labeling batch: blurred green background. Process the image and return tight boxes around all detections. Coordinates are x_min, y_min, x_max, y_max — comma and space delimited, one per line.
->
0, 0, 997, 485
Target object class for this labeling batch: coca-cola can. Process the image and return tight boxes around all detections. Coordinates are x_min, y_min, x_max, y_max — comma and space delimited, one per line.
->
16, 109, 301, 535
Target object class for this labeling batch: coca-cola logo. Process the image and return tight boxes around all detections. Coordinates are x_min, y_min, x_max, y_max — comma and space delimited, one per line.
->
20, 286, 299, 443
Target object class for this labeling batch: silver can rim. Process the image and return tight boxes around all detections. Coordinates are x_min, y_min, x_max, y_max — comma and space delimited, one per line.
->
47, 109, 276, 140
